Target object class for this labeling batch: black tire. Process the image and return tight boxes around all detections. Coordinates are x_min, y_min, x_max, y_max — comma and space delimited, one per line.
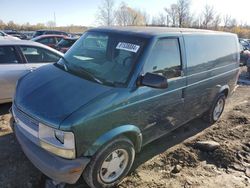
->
83, 136, 135, 188
203, 93, 226, 124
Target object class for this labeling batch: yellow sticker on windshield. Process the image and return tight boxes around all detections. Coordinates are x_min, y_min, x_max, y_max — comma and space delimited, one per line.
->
116, 42, 140, 53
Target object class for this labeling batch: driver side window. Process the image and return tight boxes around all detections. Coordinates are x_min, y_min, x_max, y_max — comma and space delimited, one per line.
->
143, 38, 182, 79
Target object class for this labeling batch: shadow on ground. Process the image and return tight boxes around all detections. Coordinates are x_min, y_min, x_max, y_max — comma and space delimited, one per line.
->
0, 103, 12, 115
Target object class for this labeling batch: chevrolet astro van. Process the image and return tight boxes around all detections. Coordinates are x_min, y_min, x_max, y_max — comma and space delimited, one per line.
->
11, 27, 240, 188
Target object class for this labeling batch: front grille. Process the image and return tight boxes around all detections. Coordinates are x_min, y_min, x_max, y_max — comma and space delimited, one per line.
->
13, 105, 39, 133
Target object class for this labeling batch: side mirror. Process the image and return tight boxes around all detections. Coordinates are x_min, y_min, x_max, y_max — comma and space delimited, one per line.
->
137, 72, 168, 89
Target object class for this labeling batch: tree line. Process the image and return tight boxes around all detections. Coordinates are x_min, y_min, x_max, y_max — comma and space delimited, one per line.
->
0, 20, 87, 33
97, 0, 250, 38
1, 0, 250, 38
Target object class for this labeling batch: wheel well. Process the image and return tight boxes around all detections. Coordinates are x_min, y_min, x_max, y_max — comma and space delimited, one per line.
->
123, 132, 141, 153
221, 88, 229, 98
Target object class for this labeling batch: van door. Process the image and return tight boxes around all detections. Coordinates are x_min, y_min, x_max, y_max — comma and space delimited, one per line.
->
0, 46, 26, 103
136, 37, 187, 144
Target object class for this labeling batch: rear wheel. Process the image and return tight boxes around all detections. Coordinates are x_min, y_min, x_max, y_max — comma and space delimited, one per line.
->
83, 137, 135, 188
203, 93, 226, 124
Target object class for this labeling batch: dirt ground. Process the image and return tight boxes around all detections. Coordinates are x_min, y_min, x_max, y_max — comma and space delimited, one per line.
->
0, 71, 250, 188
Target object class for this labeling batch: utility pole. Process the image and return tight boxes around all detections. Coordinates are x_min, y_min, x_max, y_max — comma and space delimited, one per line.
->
54, 12, 56, 28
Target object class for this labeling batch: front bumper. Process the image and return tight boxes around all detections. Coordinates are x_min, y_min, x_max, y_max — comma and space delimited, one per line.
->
13, 119, 90, 184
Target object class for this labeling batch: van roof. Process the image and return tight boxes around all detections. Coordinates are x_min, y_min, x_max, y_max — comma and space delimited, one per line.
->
89, 26, 235, 38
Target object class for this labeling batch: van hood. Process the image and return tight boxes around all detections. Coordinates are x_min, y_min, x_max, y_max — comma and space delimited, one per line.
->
15, 64, 112, 128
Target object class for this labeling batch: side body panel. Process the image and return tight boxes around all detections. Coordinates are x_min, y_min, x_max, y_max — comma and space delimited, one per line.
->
183, 33, 240, 119
0, 45, 28, 103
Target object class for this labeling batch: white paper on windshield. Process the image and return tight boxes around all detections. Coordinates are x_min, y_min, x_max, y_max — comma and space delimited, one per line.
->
116, 42, 140, 53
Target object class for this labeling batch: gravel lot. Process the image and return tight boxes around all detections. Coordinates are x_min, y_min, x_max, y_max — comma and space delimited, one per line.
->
0, 71, 250, 188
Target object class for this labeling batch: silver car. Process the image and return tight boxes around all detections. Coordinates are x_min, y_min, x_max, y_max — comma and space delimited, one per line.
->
0, 39, 63, 104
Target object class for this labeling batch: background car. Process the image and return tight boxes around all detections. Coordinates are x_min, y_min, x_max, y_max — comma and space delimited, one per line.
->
0, 30, 20, 40
4, 30, 28, 40
0, 39, 63, 104
239, 38, 250, 50
31, 34, 67, 48
33, 30, 68, 38
55, 37, 78, 53
239, 43, 250, 66
20, 31, 35, 40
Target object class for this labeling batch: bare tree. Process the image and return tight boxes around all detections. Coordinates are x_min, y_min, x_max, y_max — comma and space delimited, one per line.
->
141, 11, 151, 26
116, 3, 146, 26
152, 13, 167, 26
176, 0, 191, 27
202, 5, 215, 28
223, 14, 231, 28
6, 21, 18, 30
165, 4, 178, 27
229, 18, 238, 28
212, 14, 221, 30
97, 0, 116, 26
0, 20, 5, 29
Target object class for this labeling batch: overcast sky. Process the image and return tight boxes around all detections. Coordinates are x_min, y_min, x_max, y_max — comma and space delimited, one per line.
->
0, 0, 249, 26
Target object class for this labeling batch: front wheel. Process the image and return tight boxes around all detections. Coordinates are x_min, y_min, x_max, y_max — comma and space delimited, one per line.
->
203, 93, 226, 124
83, 137, 135, 188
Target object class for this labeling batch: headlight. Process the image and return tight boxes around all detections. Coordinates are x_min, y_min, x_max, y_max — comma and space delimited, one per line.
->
38, 123, 75, 159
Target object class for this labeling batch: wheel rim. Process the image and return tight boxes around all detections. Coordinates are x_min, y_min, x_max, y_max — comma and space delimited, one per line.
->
99, 149, 129, 183
213, 98, 224, 121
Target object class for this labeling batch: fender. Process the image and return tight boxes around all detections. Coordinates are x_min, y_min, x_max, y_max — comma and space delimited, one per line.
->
84, 125, 142, 156
217, 84, 230, 97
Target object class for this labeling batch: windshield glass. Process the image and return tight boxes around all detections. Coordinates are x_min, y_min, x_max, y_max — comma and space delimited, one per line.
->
61, 31, 147, 87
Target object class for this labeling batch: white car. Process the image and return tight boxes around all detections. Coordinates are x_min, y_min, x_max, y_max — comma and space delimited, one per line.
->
0, 31, 20, 40
0, 39, 63, 104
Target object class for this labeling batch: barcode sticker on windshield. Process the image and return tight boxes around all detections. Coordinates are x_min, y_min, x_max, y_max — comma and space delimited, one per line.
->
116, 42, 140, 53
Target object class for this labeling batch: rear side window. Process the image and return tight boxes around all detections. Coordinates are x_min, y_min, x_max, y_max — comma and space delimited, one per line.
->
55, 37, 63, 43
184, 35, 238, 74
38, 37, 55, 45
0, 46, 19, 64
20, 46, 61, 63
58, 39, 75, 47
143, 38, 182, 79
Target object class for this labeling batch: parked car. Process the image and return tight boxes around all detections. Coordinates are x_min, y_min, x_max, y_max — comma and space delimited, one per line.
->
33, 30, 68, 38
21, 31, 35, 40
4, 30, 28, 40
31, 35, 66, 48
239, 43, 250, 66
11, 27, 240, 188
0, 30, 20, 40
239, 38, 250, 50
0, 39, 63, 104
55, 37, 78, 53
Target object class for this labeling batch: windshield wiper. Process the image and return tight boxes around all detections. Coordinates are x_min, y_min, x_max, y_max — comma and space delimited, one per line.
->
101, 80, 124, 87
70, 64, 103, 84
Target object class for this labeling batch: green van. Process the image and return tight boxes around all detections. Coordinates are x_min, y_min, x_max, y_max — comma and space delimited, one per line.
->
11, 27, 240, 188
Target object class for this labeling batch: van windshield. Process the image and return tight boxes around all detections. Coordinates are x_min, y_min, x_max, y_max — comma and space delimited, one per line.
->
59, 31, 147, 87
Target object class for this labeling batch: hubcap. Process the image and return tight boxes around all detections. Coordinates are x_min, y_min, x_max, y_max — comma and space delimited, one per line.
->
213, 98, 224, 121
99, 149, 129, 183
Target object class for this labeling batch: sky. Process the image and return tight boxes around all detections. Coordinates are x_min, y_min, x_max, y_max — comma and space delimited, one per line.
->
0, 0, 250, 26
